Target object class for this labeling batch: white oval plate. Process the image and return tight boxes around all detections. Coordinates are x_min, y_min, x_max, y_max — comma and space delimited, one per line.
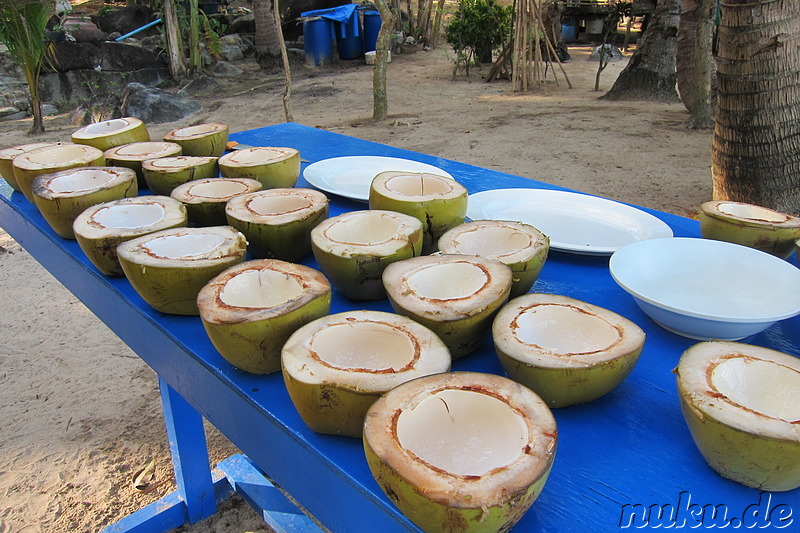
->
467, 188, 673, 255
303, 156, 453, 202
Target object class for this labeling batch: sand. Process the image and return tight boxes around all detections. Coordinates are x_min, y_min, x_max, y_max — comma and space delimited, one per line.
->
0, 44, 712, 532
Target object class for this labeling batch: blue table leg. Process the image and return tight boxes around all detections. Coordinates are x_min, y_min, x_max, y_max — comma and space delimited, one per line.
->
159, 376, 218, 523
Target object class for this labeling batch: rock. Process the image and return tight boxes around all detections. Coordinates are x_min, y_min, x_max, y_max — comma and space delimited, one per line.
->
178, 75, 222, 98
121, 83, 202, 124
99, 41, 167, 71
95, 5, 159, 38
13, 99, 28, 112
210, 61, 244, 77
588, 44, 624, 62
41, 104, 60, 117
227, 14, 255, 35
39, 67, 170, 104
61, 16, 107, 43
0, 106, 20, 118
219, 42, 244, 63
46, 42, 103, 72
0, 111, 29, 121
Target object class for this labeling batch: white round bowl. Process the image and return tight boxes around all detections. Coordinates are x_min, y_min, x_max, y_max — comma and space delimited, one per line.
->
609, 238, 800, 340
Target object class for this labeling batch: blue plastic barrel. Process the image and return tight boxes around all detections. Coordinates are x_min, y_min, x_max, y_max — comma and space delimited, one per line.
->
303, 17, 334, 66
335, 8, 363, 60
362, 10, 381, 53
562, 24, 577, 43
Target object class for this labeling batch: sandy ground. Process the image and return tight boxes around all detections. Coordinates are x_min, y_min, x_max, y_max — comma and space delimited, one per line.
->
0, 43, 713, 532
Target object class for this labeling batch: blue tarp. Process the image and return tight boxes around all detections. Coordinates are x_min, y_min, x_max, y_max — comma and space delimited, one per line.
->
300, 3, 357, 24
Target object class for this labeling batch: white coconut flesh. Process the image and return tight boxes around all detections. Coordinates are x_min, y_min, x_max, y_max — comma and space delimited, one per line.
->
311, 322, 417, 371
710, 357, 799, 423
92, 203, 167, 229
0, 142, 60, 167
144, 156, 216, 171
167, 123, 224, 138
180, 179, 253, 200
143, 233, 227, 259
75, 118, 137, 137
219, 268, 304, 308
39, 167, 120, 195
248, 194, 312, 215
396, 389, 528, 477
223, 147, 296, 165
107, 142, 181, 160
282, 311, 451, 389
407, 262, 488, 300
513, 304, 620, 355
713, 202, 793, 225
14, 144, 102, 170
381, 172, 456, 198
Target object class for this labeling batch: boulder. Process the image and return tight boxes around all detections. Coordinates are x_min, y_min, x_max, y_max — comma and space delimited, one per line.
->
121, 83, 202, 124
210, 61, 244, 77
39, 68, 170, 104
99, 41, 167, 71
47, 42, 103, 71
94, 5, 159, 38
178, 75, 223, 98
71, 93, 123, 125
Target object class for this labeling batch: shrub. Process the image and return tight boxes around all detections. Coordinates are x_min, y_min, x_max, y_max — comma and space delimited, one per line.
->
445, 0, 512, 70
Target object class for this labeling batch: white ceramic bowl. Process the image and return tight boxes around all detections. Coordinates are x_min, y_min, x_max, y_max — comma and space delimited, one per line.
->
609, 237, 800, 340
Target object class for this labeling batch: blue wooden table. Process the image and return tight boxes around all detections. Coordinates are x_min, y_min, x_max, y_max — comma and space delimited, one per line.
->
1, 122, 797, 532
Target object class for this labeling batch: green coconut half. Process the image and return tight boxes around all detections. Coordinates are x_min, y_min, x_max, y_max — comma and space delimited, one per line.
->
699, 200, 800, 259
438, 220, 550, 298
170, 177, 262, 226
0, 142, 68, 192
104, 141, 183, 188
363, 371, 557, 533
383, 254, 512, 358
369, 171, 468, 254
70, 117, 150, 152
142, 156, 219, 195
282, 310, 452, 437
12, 143, 105, 204
163, 122, 229, 157
218, 146, 300, 189
492, 293, 645, 408
226, 188, 329, 262
73, 195, 188, 276
31, 167, 138, 239
310, 209, 423, 300
198, 259, 331, 374
117, 225, 247, 315
675, 341, 800, 491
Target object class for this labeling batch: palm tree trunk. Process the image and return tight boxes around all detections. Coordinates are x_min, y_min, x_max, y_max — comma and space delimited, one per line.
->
24, 66, 44, 134
254, 0, 282, 70
676, 0, 715, 129
711, 1, 800, 213
373, 0, 397, 121
602, 0, 681, 101
162, 0, 186, 80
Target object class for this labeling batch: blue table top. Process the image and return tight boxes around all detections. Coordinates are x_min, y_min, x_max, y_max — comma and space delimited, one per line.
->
1, 122, 798, 532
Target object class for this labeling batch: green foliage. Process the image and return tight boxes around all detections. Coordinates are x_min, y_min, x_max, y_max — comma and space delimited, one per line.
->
200, 11, 223, 59
0, 0, 56, 132
445, 0, 511, 66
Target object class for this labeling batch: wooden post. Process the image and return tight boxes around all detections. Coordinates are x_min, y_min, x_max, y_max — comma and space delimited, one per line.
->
162, 0, 186, 80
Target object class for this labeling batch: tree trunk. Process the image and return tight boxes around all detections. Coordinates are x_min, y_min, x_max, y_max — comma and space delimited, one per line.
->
601, 0, 680, 101
676, 0, 715, 129
274, 0, 293, 122
254, 0, 282, 70
373, 0, 397, 121
162, 0, 186, 80
23, 67, 43, 135
711, 1, 800, 213
188, 0, 201, 74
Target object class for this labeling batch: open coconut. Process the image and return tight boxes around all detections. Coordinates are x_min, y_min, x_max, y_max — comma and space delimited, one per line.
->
142, 156, 218, 195
170, 177, 262, 226
218, 147, 300, 189
675, 341, 800, 491
369, 171, 468, 254
492, 293, 645, 408
70, 117, 150, 151
364, 371, 557, 533
73, 195, 188, 276
383, 254, 512, 358
226, 188, 329, 262
163, 123, 229, 157
104, 141, 183, 188
31, 167, 138, 239
310, 209, 423, 300
12, 143, 105, 204
438, 220, 550, 298
198, 260, 331, 374
281, 310, 451, 437
117, 226, 247, 315
699, 200, 800, 259
0, 142, 68, 192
